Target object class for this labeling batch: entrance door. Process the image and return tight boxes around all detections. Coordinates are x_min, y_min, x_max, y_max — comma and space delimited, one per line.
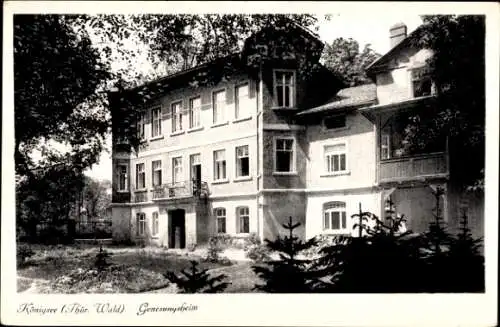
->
168, 209, 186, 249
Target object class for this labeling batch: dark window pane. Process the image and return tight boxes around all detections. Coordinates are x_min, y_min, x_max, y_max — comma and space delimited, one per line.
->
333, 155, 339, 171
241, 158, 249, 176
331, 212, 340, 229
276, 85, 284, 107
276, 152, 291, 172
284, 86, 290, 107
324, 212, 330, 229
342, 212, 347, 228
324, 115, 346, 129
340, 154, 346, 171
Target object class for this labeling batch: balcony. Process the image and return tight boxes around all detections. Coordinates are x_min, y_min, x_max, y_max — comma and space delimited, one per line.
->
379, 152, 449, 184
134, 190, 149, 203
152, 180, 209, 201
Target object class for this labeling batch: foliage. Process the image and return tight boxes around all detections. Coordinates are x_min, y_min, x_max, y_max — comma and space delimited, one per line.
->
14, 15, 111, 178
81, 177, 112, 221
406, 15, 485, 189
17, 244, 35, 267
94, 245, 112, 272
164, 260, 229, 293
244, 233, 271, 263
322, 37, 380, 87
252, 217, 318, 293
205, 236, 233, 264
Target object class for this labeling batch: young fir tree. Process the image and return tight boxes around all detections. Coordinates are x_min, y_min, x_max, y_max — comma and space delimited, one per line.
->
252, 216, 317, 293
94, 245, 112, 272
164, 260, 229, 293
446, 209, 484, 292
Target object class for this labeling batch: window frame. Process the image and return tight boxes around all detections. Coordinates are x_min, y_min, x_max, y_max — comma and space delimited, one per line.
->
213, 149, 227, 181
136, 163, 146, 190
151, 106, 162, 138
236, 206, 250, 234
137, 111, 146, 140
380, 133, 392, 160
409, 65, 434, 98
214, 207, 227, 234
322, 201, 348, 234
273, 136, 297, 175
323, 142, 348, 175
235, 145, 250, 178
235, 82, 251, 120
171, 100, 184, 133
117, 164, 128, 192
136, 212, 146, 237
273, 69, 296, 108
212, 89, 227, 125
172, 156, 183, 185
188, 96, 202, 129
152, 211, 159, 236
151, 160, 162, 188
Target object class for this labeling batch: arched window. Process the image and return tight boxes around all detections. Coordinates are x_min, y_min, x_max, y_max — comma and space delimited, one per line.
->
214, 208, 226, 234
323, 201, 347, 232
237, 206, 250, 234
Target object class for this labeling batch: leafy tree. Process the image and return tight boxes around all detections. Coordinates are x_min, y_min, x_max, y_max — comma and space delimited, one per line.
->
14, 15, 111, 177
322, 38, 381, 87
405, 15, 485, 190
81, 177, 112, 221
164, 260, 229, 293
252, 217, 318, 293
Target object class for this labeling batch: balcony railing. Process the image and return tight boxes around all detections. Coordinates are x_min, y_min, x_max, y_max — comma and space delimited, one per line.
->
134, 190, 149, 203
152, 180, 209, 200
379, 152, 448, 184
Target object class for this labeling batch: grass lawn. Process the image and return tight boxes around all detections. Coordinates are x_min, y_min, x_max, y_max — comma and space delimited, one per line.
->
17, 244, 260, 293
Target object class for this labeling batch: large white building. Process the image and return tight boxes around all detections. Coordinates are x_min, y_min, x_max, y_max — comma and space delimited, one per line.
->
109, 22, 484, 248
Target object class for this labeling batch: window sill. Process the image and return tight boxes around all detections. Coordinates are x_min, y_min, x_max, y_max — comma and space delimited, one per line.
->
150, 135, 164, 141
170, 130, 185, 136
211, 121, 229, 128
135, 189, 148, 193
320, 171, 351, 177
234, 176, 252, 182
187, 126, 204, 133
138, 138, 148, 144
212, 179, 230, 185
272, 171, 298, 176
233, 116, 252, 123
116, 190, 130, 193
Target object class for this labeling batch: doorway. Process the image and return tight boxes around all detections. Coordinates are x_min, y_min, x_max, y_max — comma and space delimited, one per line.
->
190, 153, 202, 195
168, 209, 186, 249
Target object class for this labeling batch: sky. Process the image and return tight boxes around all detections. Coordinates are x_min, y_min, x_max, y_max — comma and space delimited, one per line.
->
84, 13, 423, 181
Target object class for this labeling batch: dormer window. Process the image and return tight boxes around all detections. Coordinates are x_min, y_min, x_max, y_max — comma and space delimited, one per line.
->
274, 69, 296, 108
324, 115, 346, 130
410, 66, 433, 98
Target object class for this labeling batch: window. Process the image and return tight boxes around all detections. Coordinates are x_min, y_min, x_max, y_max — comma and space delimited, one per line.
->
411, 66, 433, 98
213, 90, 226, 124
381, 133, 391, 160
151, 106, 162, 137
171, 101, 183, 132
324, 143, 347, 173
274, 70, 296, 108
275, 138, 295, 173
324, 115, 346, 130
189, 96, 201, 129
236, 145, 250, 178
118, 165, 128, 191
323, 202, 347, 232
137, 111, 146, 139
237, 206, 250, 234
136, 163, 145, 189
214, 208, 226, 234
152, 212, 159, 236
172, 157, 183, 184
152, 160, 162, 187
235, 83, 251, 119
213, 150, 227, 181
136, 212, 146, 236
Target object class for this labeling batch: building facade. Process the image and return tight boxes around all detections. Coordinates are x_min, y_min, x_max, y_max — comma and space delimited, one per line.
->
109, 22, 484, 247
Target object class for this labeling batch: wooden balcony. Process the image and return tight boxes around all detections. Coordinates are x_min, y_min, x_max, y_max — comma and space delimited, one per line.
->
378, 152, 449, 184
152, 180, 209, 201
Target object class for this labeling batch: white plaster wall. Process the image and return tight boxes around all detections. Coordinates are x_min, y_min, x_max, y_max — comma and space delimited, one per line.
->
305, 191, 381, 239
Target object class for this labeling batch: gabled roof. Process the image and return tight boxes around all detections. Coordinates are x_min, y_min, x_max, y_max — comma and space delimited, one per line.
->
365, 24, 423, 77
296, 83, 377, 116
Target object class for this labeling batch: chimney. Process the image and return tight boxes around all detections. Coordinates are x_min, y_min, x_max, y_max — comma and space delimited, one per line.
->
389, 22, 407, 48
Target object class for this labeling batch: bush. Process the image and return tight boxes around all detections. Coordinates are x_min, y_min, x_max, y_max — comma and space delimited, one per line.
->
94, 245, 112, 272
205, 237, 224, 263
244, 233, 271, 263
17, 244, 35, 267
164, 260, 229, 293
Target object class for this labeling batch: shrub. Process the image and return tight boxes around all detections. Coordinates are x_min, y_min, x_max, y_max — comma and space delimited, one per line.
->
94, 245, 112, 272
205, 236, 224, 263
164, 260, 229, 293
17, 244, 35, 267
244, 233, 271, 263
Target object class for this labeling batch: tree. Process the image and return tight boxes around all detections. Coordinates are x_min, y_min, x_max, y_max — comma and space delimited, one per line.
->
322, 38, 380, 87
252, 217, 317, 293
81, 177, 111, 221
14, 15, 111, 178
405, 15, 485, 190
164, 260, 229, 293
